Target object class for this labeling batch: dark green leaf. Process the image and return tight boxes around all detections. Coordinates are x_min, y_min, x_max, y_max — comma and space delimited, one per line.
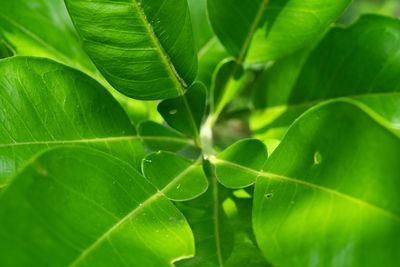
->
253, 100, 400, 266
138, 121, 195, 152
212, 60, 244, 115
0, 146, 194, 266
251, 15, 400, 143
0, 57, 144, 186
188, 0, 214, 50
176, 162, 269, 266
158, 82, 206, 137
207, 0, 351, 62
65, 0, 198, 100
212, 139, 268, 188
142, 151, 207, 201
197, 38, 230, 88
0, 37, 13, 59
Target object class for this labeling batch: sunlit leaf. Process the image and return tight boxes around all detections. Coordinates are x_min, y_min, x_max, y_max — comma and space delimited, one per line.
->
0, 0, 96, 74
251, 15, 400, 142
142, 151, 207, 201
0, 147, 194, 266
0, 57, 144, 186
212, 139, 268, 188
253, 100, 400, 266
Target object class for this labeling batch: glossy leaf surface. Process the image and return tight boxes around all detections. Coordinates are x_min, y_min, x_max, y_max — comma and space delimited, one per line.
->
253, 100, 400, 266
212, 139, 268, 188
251, 15, 400, 142
207, 0, 351, 62
0, 147, 194, 266
142, 152, 207, 201
138, 121, 194, 152
66, 0, 198, 100
158, 83, 206, 137
0, 57, 144, 185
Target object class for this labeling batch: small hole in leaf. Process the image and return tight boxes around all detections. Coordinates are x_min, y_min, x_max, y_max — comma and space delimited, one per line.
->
314, 151, 322, 165
265, 193, 273, 199
169, 109, 177, 115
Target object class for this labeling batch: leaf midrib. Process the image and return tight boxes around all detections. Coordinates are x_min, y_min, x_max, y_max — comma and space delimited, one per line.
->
69, 159, 201, 266
0, 135, 194, 148
130, 0, 187, 93
212, 158, 400, 223
69, 191, 163, 266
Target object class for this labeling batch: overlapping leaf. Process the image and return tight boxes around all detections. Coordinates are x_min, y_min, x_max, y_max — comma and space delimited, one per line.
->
138, 121, 195, 152
211, 139, 268, 188
0, 147, 194, 266
142, 151, 207, 201
0, 0, 95, 74
0, 57, 144, 186
65, 0, 198, 100
251, 15, 400, 143
158, 83, 206, 138
176, 162, 269, 267
253, 100, 400, 266
207, 0, 351, 62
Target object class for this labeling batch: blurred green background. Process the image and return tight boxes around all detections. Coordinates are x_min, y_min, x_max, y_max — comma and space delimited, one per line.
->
339, 0, 400, 24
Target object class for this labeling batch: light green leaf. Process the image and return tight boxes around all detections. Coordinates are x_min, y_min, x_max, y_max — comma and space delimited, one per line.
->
158, 82, 206, 138
0, 57, 144, 186
176, 162, 269, 266
138, 121, 195, 152
0, 0, 96, 75
253, 100, 400, 266
0, 0, 163, 126
142, 152, 207, 201
207, 0, 351, 62
211, 139, 268, 188
65, 0, 198, 100
0, 146, 194, 266
251, 15, 400, 142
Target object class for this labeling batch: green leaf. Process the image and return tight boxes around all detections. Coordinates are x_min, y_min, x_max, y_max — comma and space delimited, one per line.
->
0, 0, 164, 125
197, 38, 230, 88
207, 0, 351, 62
65, 0, 198, 100
0, 146, 194, 266
211, 59, 245, 116
138, 121, 195, 152
0, 37, 13, 59
189, 0, 229, 88
176, 162, 269, 266
251, 15, 400, 142
0, 57, 144, 186
142, 152, 207, 201
158, 82, 206, 137
253, 100, 400, 266
211, 139, 268, 188
0, 0, 96, 75
188, 0, 214, 50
